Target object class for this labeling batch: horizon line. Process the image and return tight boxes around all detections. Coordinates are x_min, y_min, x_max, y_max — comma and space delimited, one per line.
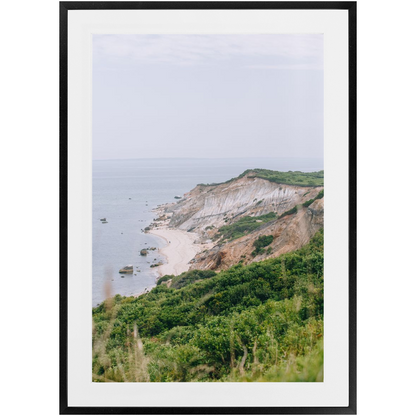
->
93, 156, 324, 162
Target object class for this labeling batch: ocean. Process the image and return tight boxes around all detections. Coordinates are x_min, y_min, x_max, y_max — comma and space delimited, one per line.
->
92, 157, 323, 306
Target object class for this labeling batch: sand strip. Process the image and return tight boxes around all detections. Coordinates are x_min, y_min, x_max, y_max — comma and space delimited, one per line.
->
148, 228, 203, 276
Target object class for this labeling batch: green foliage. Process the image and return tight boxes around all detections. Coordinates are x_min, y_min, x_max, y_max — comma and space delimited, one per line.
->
303, 189, 324, 208
228, 338, 323, 382
156, 275, 174, 286
92, 229, 324, 382
254, 235, 274, 249
252, 235, 274, 257
279, 205, 298, 219
170, 269, 217, 289
216, 212, 276, 241
245, 169, 324, 187
198, 169, 324, 187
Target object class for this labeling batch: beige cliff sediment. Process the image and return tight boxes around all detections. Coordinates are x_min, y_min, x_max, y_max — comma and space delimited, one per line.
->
150, 171, 323, 273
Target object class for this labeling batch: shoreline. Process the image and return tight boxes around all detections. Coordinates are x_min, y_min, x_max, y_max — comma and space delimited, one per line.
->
149, 227, 212, 277
132, 204, 213, 298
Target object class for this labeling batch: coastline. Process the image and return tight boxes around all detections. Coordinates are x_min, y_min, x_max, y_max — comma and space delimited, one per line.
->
149, 227, 212, 277
132, 204, 213, 298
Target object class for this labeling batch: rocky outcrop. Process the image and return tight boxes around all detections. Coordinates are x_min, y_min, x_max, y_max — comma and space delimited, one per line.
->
160, 171, 324, 271
119, 265, 133, 274
167, 175, 321, 232
191, 198, 323, 271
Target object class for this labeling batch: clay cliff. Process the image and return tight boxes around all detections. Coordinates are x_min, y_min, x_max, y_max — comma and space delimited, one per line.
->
161, 170, 323, 271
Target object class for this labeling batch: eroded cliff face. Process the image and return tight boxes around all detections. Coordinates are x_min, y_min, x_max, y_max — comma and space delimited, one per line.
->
191, 197, 323, 270
163, 172, 323, 271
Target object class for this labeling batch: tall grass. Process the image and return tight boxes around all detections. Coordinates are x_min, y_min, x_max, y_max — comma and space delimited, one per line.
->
92, 229, 324, 382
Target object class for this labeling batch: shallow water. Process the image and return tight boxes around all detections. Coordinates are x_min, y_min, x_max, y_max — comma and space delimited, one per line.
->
92, 157, 323, 306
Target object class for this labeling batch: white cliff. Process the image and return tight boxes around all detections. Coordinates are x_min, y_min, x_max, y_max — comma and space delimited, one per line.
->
159, 171, 324, 271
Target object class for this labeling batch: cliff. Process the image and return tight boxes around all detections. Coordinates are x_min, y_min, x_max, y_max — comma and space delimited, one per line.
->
160, 170, 323, 271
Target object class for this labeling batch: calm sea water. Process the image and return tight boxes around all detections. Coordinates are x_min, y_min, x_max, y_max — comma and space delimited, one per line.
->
92, 157, 323, 306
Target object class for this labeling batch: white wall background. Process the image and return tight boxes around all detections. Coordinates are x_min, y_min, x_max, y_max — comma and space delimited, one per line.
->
0, 0, 415, 415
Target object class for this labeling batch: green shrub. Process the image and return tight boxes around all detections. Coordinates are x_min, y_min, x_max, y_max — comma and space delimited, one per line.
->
216, 212, 276, 241
279, 206, 298, 219
170, 269, 217, 289
251, 235, 274, 256
92, 229, 324, 382
199, 169, 324, 187
157, 275, 174, 286
303, 189, 324, 208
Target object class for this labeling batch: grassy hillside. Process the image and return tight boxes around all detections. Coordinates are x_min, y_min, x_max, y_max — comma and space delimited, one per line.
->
92, 229, 323, 382
198, 169, 324, 187
245, 169, 324, 187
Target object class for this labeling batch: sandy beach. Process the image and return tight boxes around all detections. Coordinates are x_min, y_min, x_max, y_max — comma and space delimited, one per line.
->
149, 227, 212, 277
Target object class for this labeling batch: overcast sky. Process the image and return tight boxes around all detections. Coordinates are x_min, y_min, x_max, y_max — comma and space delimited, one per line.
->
93, 34, 323, 160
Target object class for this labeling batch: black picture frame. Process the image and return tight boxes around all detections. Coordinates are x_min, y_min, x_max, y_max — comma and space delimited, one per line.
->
60, 1, 357, 414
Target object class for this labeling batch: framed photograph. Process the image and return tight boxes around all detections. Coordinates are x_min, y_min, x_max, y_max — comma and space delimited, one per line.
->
60, 1, 356, 414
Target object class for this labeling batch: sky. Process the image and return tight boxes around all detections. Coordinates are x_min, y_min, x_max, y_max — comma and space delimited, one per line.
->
93, 34, 323, 160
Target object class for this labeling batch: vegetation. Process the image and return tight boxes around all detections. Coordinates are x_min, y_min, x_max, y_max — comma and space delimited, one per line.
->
92, 229, 323, 382
170, 269, 217, 289
157, 270, 216, 288
245, 169, 324, 187
252, 235, 274, 257
279, 205, 298, 219
198, 169, 324, 187
216, 212, 276, 242
156, 275, 173, 286
303, 190, 324, 208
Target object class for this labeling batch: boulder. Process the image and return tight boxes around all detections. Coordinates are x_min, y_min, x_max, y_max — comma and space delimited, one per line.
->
119, 265, 133, 273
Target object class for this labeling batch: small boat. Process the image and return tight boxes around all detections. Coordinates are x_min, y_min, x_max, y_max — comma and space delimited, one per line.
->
100, 218, 106, 221
174, 195, 181, 199
102, 221, 108, 224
